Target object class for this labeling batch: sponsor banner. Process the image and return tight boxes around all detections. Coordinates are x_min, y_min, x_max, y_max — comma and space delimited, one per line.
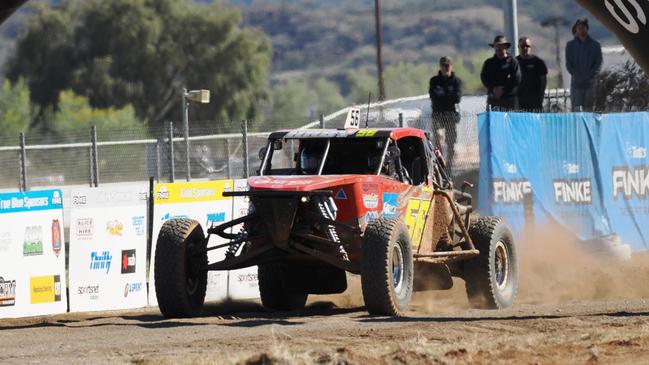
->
0, 189, 66, 318
68, 186, 148, 312
479, 112, 649, 251
149, 180, 235, 306
228, 179, 259, 300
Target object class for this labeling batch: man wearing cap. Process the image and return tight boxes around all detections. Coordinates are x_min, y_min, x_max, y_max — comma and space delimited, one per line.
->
429, 56, 462, 174
566, 18, 602, 111
480, 35, 521, 111
516, 37, 548, 111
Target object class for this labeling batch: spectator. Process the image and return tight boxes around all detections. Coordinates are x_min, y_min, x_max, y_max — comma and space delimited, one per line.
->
516, 37, 548, 111
481, 35, 521, 111
429, 56, 462, 174
566, 18, 602, 111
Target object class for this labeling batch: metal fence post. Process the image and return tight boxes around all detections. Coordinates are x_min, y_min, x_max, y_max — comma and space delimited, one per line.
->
88, 146, 93, 187
319, 114, 325, 129
168, 121, 175, 183
182, 88, 191, 181
18, 132, 26, 191
225, 139, 231, 179
242, 120, 249, 178
398, 112, 404, 128
155, 140, 161, 183
91, 126, 99, 187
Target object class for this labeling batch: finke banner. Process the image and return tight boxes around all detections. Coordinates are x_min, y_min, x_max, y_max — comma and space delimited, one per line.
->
0, 190, 67, 318
68, 186, 149, 312
478, 112, 649, 252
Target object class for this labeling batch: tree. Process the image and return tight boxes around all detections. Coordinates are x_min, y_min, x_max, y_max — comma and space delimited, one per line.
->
269, 78, 345, 128
51, 90, 144, 135
592, 61, 649, 112
8, 0, 271, 132
0, 78, 30, 145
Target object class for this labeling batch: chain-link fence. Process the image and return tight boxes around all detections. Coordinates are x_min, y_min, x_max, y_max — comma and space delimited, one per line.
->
0, 90, 575, 192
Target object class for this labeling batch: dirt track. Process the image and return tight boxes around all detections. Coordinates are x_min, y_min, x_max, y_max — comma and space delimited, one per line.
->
2, 232, 649, 365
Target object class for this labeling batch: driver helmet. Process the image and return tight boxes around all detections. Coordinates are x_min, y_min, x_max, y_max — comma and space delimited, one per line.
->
300, 142, 324, 174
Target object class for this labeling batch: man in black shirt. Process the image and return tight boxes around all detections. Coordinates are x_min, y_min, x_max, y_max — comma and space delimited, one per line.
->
516, 37, 548, 111
481, 35, 521, 111
429, 56, 462, 174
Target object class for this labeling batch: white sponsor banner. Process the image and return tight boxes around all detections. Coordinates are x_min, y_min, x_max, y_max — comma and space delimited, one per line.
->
149, 181, 233, 306
0, 190, 67, 318
68, 186, 149, 312
228, 179, 259, 300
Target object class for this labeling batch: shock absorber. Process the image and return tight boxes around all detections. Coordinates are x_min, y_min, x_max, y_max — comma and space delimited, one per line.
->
225, 227, 247, 258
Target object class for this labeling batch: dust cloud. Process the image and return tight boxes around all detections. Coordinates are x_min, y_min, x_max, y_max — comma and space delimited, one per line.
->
319, 223, 649, 313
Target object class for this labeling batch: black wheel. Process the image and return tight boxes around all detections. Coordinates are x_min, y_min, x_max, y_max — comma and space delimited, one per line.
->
154, 218, 207, 318
361, 218, 413, 316
258, 263, 308, 311
464, 216, 518, 309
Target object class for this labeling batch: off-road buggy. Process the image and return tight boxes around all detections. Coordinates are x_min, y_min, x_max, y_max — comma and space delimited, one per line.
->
154, 121, 518, 317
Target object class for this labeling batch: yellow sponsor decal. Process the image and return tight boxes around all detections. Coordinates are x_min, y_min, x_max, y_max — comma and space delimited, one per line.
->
405, 198, 432, 247
154, 180, 234, 204
355, 129, 378, 137
30, 275, 61, 304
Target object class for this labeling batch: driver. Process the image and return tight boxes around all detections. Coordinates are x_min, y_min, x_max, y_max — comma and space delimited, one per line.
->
298, 140, 326, 175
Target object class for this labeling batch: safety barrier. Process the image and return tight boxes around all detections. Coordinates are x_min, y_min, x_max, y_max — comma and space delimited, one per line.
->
478, 111, 649, 252
0, 190, 67, 318
0, 180, 258, 319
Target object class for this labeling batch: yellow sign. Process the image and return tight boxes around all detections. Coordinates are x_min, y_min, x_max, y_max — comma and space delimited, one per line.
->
154, 180, 234, 204
30, 275, 61, 304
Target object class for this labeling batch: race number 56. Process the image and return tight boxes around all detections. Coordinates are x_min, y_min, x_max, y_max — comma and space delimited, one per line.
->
344, 108, 361, 129
605, 0, 647, 33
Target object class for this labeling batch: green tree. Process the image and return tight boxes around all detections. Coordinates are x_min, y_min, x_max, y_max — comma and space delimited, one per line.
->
51, 90, 144, 134
8, 0, 271, 132
0, 78, 31, 144
269, 77, 345, 128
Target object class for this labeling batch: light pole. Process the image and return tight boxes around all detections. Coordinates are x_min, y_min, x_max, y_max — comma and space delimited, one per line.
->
503, 0, 519, 56
374, 0, 386, 101
541, 16, 569, 89
182, 88, 210, 181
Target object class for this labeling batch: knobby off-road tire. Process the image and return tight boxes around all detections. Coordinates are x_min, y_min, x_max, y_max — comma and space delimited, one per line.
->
361, 218, 413, 316
258, 263, 308, 311
154, 218, 208, 318
464, 216, 518, 309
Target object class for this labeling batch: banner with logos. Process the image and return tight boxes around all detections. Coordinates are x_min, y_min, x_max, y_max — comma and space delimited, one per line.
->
0, 189, 67, 318
479, 112, 649, 251
68, 186, 149, 312
149, 180, 234, 306
228, 179, 259, 300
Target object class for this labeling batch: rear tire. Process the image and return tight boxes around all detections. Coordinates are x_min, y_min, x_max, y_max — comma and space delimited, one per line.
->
154, 219, 207, 318
464, 216, 517, 309
361, 218, 413, 316
258, 263, 308, 311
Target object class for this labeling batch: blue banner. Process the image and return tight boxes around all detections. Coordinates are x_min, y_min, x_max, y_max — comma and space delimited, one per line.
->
0, 190, 63, 214
478, 112, 649, 251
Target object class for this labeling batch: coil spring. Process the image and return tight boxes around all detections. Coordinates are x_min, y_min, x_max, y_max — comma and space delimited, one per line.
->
225, 227, 247, 258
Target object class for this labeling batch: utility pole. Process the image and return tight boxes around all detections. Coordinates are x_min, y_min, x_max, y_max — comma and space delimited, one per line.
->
541, 16, 569, 89
374, 0, 386, 101
503, 0, 519, 56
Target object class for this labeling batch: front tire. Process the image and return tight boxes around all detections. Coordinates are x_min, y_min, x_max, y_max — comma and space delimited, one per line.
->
464, 216, 518, 309
361, 218, 413, 316
154, 219, 208, 318
258, 263, 308, 311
